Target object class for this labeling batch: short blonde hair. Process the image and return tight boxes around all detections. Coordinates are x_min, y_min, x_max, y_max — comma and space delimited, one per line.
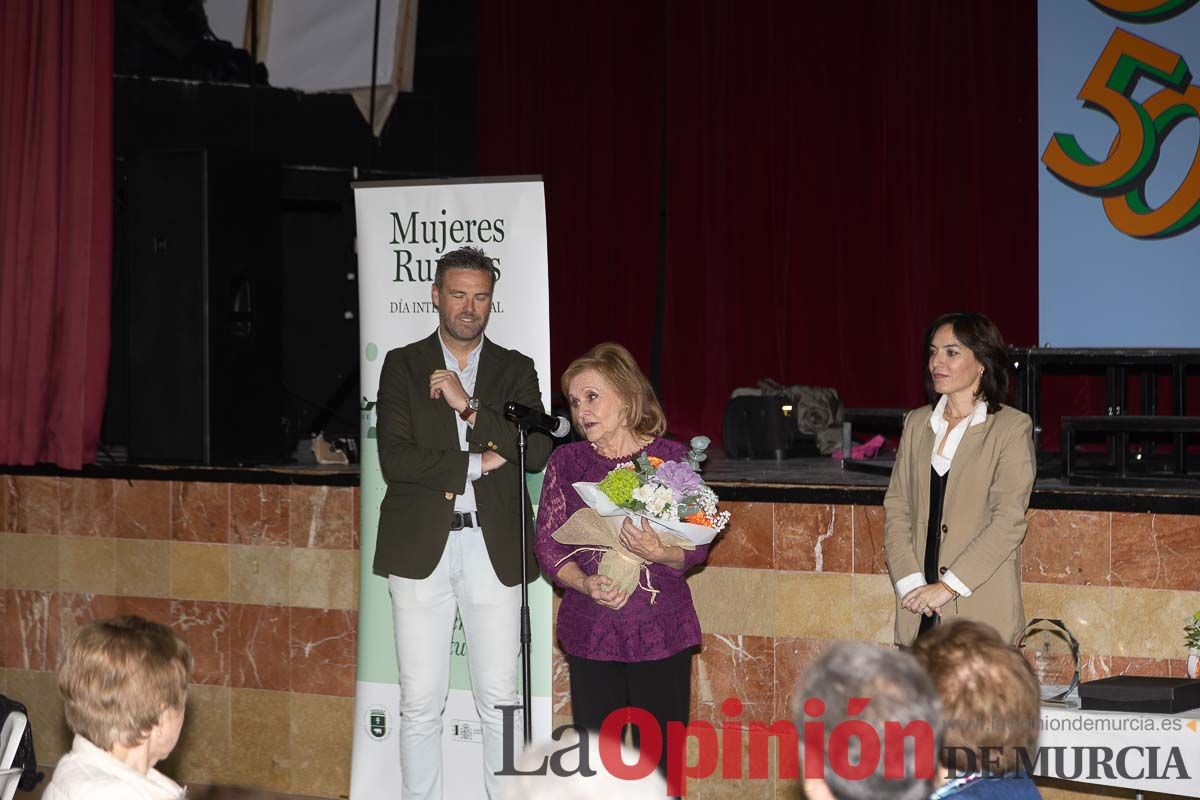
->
58, 616, 193, 750
911, 619, 1040, 775
561, 343, 666, 437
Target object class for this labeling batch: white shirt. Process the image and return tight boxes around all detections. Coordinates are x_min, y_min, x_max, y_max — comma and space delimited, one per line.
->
894, 395, 989, 600
43, 736, 185, 800
438, 330, 484, 517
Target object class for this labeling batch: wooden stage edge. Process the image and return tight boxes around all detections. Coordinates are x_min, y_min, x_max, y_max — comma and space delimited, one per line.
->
2, 451, 1197, 515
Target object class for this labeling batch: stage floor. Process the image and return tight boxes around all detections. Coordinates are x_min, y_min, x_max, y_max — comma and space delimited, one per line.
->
3, 446, 1194, 515
702, 451, 1200, 514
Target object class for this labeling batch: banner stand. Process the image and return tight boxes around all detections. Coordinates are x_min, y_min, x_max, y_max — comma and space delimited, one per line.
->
349, 177, 553, 799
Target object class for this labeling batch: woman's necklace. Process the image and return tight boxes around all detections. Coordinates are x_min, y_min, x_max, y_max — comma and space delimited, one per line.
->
944, 403, 973, 424
591, 434, 650, 460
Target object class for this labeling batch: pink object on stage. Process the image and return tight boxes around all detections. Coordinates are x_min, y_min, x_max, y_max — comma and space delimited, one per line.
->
831, 434, 886, 461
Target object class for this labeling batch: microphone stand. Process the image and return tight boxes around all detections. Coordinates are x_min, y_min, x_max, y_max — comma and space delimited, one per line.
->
503, 402, 566, 747
516, 424, 533, 747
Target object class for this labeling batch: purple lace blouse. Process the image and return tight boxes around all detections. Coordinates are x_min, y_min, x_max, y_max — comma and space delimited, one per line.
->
534, 437, 710, 662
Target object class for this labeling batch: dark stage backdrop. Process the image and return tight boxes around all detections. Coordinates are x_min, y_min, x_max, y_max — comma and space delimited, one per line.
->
479, 2, 1038, 442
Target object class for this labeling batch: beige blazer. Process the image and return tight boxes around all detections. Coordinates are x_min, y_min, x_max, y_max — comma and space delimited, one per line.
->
883, 403, 1036, 646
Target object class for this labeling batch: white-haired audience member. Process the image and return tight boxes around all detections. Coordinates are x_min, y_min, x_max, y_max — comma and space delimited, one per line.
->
46, 615, 192, 800
796, 641, 943, 800
501, 727, 668, 799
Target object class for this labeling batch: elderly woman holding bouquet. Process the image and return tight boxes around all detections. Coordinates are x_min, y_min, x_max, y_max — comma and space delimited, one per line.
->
535, 342, 711, 760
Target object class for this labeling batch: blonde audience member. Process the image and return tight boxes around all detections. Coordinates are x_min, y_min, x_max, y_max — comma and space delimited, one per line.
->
46, 615, 192, 800
912, 619, 1041, 798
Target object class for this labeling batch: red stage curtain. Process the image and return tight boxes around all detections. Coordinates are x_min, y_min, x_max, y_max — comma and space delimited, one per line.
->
0, 0, 113, 467
478, 1, 667, 388
481, 1, 1037, 441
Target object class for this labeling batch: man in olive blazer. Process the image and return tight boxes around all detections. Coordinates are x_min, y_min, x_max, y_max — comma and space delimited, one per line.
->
374, 247, 551, 800
373, 330, 551, 586
883, 404, 1036, 646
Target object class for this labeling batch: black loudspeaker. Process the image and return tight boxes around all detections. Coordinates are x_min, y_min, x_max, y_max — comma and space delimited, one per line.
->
127, 150, 290, 465
722, 395, 819, 460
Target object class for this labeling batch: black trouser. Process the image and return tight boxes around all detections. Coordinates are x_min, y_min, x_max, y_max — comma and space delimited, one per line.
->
566, 648, 694, 773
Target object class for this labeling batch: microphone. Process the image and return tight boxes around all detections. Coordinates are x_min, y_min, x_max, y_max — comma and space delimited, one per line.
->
504, 401, 572, 438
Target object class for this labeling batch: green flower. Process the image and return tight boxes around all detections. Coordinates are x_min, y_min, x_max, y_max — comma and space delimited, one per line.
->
598, 468, 641, 507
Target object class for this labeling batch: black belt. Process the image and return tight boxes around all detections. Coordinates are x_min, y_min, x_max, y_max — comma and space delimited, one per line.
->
450, 511, 476, 531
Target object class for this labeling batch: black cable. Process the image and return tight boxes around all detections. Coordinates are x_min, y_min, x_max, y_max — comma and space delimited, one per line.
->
250, 0, 259, 152
280, 383, 358, 434
368, 0, 382, 169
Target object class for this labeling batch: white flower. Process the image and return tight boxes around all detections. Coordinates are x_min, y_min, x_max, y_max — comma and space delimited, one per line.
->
692, 487, 721, 519
631, 483, 654, 503
632, 483, 676, 518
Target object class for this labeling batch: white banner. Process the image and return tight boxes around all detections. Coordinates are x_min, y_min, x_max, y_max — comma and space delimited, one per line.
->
349, 177, 553, 799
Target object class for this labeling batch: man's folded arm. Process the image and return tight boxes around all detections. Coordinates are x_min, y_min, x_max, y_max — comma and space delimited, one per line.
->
467, 355, 552, 471
377, 350, 471, 494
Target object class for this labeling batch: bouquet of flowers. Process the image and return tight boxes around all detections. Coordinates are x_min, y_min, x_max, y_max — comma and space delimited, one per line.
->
580, 454, 729, 541
551, 455, 730, 599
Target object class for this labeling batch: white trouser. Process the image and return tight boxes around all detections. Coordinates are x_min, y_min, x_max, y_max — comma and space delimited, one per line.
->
388, 527, 521, 800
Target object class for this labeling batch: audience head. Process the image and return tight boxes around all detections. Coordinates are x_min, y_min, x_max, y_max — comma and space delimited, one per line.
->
911, 619, 1040, 777
562, 343, 666, 440
500, 727, 667, 799
923, 311, 1010, 413
58, 615, 192, 759
796, 641, 942, 800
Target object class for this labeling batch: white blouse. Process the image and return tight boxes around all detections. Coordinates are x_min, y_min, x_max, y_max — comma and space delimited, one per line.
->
43, 736, 185, 800
930, 394, 988, 475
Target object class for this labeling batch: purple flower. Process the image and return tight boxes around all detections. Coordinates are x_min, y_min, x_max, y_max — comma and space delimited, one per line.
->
654, 460, 702, 500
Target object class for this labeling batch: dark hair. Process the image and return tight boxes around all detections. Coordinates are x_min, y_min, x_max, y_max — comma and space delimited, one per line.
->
433, 246, 501, 288
923, 312, 1010, 414
911, 619, 1041, 776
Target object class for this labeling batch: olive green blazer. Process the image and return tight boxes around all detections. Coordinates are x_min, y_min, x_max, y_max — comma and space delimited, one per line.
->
373, 331, 552, 586
883, 404, 1036, 646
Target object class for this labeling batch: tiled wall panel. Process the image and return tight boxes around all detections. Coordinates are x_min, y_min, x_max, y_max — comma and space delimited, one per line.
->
3, 476, 1194, 798
0, 476, 358, 796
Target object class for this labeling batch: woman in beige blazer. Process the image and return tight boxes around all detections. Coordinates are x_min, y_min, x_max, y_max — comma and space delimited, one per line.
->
884, 312, 1036, 646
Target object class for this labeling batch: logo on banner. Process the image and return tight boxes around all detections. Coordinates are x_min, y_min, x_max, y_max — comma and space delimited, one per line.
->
451, 719, 485, 743
365, 705, 393, 742
1042, 27, 1200, 239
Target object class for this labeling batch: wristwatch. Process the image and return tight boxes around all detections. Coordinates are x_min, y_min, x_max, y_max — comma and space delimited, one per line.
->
459, 397, 481, 421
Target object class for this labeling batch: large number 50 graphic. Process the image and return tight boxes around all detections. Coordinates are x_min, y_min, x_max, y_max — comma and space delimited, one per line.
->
1042, 28, 1200, 239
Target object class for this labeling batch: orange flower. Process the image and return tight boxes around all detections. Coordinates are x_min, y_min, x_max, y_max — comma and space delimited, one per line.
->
647, 456, 665, 468
684, 512, 712, 527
